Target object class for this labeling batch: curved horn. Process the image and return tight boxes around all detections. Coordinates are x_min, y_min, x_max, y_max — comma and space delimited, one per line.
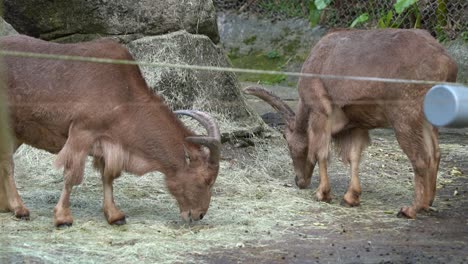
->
243, 86, 295, 121
174, 110, 221, 165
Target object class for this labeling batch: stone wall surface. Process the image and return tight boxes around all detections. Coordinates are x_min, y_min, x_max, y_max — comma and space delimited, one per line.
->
3, 0, 219, 43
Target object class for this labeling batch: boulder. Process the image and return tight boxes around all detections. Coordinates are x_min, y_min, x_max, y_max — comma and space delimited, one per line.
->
3, 0, 219, 43
444, 38, 468, 84
126, 30, 265, 139
0, 17, 18, 36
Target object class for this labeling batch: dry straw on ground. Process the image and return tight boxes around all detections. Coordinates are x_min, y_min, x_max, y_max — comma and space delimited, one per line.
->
1, 113, 467, 263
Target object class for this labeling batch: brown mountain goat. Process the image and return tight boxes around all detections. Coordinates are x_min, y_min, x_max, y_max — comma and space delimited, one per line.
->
0, 35, 221, 226
245, 29, 458, 219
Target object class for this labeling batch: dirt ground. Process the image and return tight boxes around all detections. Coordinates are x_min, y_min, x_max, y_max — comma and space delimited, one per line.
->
1, 88, 467, 263
195, 129, 468, 264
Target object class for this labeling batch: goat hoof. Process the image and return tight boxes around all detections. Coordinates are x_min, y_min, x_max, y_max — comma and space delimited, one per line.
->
110, 216, 126, 226
56, 222, 73, 228
315, 191, 332, 203
315, 195, 332, 203
112, 218, 127, 225
397, 207, 416, 219
17, 215, 31, 221
341, 199, 360, 207
14, 208, 30, 220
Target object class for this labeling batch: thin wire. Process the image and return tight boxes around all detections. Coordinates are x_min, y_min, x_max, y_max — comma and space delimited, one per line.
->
0, 50, 465, 87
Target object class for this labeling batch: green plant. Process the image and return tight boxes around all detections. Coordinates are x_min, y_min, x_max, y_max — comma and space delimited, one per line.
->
309, 0, 331, 28
435, 0, 448, 41
257, 0, 305, 18
350, 0, 421, 29
243, 35, 257, 45
462, 31, 468, 41
267, 50, 280, 59
350, 13, 369, 28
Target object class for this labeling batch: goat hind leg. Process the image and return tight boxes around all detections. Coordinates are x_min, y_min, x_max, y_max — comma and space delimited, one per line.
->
395, 121, 435, 219
94, 157, 126, 225
428, 126, 440, 206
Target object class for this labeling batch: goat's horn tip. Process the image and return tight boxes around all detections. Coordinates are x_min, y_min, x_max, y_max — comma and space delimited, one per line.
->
243, 86, 259, 94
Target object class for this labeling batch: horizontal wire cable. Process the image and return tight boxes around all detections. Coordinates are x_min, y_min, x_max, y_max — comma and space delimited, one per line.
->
0, 49, 465, 87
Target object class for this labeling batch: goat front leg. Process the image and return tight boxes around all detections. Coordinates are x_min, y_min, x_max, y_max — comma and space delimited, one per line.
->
342, 157, 362, 207
54, 157, 87, 227
308, 111, 333, 203
94, 157, 126, 225
53, 124, 93, 227
0, 155, 30, 219
54, 182, 74, 227
315, 158, 331, 202
340, 129, 370, 207
102, 173, 126, 225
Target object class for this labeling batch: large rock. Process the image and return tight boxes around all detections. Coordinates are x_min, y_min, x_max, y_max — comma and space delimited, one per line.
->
3, 0, 219, 43
127, 30, 265, 139
0, 17, 18, 36
444, 38, 468, 85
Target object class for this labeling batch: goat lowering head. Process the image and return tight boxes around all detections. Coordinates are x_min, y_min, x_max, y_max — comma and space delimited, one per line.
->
1, 35, 222, 226
171, 110, 221, 222
242, 87, 313, 188
244, 29, 458, 219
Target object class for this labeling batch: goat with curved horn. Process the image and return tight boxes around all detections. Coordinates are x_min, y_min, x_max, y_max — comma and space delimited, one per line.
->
243, 29, 458, 219
174, 110, 221, 165
1, 35, 223, 226
243, 86, 295, 122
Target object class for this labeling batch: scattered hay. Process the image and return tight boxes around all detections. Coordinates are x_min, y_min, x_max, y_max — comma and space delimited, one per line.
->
1, 127, 467, 263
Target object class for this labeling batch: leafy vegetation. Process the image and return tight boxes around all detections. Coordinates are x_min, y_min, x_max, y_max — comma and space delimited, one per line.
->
257, 0, 306, 18
462, 31, 468, 41
309, 0, 331, 28
350, 0, 421, 29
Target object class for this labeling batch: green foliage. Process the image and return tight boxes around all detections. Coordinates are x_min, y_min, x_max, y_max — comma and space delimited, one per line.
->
267, 50, 281, 59
435, 0, 448, 41
394, 0, 418, 14
350, 13, 369, 28
257, 0, 305, 18
228, 50, 288, 85
243, 35, 257, 45
377, 10, 394, 28
309, 0, 331, 28
315, 0, 332, 10
350, 0, 421, 29
462, 31, 468, 41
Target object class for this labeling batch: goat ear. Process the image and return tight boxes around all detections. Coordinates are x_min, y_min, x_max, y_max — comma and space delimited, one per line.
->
183, 144, 191, 166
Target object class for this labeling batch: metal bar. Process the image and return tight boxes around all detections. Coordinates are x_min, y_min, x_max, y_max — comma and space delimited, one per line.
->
424, 84, 468, 128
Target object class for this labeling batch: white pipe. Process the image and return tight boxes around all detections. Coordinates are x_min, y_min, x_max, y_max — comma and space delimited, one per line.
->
424, 84, 468, 128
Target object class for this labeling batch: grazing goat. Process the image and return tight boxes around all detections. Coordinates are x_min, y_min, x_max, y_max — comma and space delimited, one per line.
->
0, 35, 221, 226
245, 29, 457, 218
